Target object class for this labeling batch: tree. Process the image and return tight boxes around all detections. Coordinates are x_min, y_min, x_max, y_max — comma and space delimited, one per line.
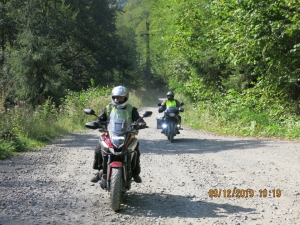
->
3, 0, 131, 106
210, 0, 300, 99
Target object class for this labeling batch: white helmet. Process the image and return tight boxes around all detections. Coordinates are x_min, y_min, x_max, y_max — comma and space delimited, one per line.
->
111, 85, 129, 108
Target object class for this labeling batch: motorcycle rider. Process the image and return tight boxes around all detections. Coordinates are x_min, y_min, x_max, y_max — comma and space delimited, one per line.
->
90, 85, 146, 184
159, 91, 183, 134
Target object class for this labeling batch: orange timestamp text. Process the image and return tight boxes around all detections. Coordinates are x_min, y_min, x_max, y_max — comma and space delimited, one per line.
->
208, 189, 282, 198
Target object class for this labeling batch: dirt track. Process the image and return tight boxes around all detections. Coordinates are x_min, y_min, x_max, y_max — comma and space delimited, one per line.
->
1, 106, 300, 225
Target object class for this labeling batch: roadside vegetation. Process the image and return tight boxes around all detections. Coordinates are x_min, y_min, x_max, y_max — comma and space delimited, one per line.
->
121, 0, 300, 140
0, 87, 157, 159
180, 92, 300, 140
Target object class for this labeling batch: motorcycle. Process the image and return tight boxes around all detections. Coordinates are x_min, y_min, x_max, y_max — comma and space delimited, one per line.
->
84, 108, 152, 211
157, 102, 184, 142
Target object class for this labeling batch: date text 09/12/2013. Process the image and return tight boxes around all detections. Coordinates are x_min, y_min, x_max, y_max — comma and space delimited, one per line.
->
208, 189, 281, 198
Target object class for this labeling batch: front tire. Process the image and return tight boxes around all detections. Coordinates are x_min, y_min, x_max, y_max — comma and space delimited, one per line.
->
169, 122, 175, 143
110, 168, 123, 211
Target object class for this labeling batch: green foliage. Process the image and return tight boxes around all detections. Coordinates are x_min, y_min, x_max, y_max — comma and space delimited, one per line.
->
137, 0, 300, 139
0, 139, 15, 159
209, 0, 300, 98
182, 85, 300, 139
2, 0, 300, 156
0, 86, 156, 160
116, 0, 156, 87
61, 86, 111, 123
1, 0, 142, 107
0, 86, 107, 159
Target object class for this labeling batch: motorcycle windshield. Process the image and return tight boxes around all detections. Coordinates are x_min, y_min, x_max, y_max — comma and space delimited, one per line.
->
107, 108, 131, 135
166, 106, 178, 113
166, 106, 178, 117
107, 109, 131, 148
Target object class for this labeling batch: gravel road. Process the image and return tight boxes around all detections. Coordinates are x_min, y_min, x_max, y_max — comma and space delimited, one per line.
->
1, 105, 300, 225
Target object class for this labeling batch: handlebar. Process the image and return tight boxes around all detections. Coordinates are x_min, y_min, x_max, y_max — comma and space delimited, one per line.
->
137, 125, 148, 130
95, 122, 149, 132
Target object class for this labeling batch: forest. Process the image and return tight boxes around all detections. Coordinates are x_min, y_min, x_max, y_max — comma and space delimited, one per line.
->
0, 0, 145, 106
2, 0, 300, 109
1, 0, 300, 158
118, 0, 300, 137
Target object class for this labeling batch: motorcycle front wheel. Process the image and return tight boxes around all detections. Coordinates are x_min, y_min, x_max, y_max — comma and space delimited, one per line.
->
110, 168, 123, 211
168, 122, 175, 143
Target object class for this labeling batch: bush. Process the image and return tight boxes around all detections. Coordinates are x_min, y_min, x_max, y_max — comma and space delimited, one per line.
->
0, 86, 157, 160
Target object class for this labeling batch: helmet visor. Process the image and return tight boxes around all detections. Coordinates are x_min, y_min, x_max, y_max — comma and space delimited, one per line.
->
112, 96, 125, 103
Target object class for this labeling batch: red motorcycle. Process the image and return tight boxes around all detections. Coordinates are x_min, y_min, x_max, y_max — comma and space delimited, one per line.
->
84, 108, 152, 211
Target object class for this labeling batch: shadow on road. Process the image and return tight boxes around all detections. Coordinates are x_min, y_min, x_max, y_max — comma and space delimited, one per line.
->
121, 192, 256, 218
47, 130, 270, 155
47, 132, 99, 148
139, 138, 269, 155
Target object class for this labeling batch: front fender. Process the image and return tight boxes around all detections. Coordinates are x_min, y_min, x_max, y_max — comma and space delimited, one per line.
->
107, 162, 126, 182
110, 161, 123, 167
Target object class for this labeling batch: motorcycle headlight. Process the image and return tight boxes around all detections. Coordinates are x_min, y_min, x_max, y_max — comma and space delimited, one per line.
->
162, 123, 167, 128
169, 113, 176, 117
111, 135, 125, 148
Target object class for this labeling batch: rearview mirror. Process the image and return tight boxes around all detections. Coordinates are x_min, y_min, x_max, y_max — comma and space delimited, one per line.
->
84, 108, 97, 116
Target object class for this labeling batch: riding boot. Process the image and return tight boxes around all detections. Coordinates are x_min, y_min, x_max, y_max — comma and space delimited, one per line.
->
91, 144, 103, 182
132, 145, 142, 183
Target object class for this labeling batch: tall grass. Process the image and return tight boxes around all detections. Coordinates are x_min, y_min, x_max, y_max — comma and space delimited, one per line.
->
2, 83, 299, 159
180, 92, 300, 140
0, 86, 158, 159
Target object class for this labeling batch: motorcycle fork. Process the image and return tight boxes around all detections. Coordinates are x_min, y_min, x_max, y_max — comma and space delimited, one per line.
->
106, 155, 127, 189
